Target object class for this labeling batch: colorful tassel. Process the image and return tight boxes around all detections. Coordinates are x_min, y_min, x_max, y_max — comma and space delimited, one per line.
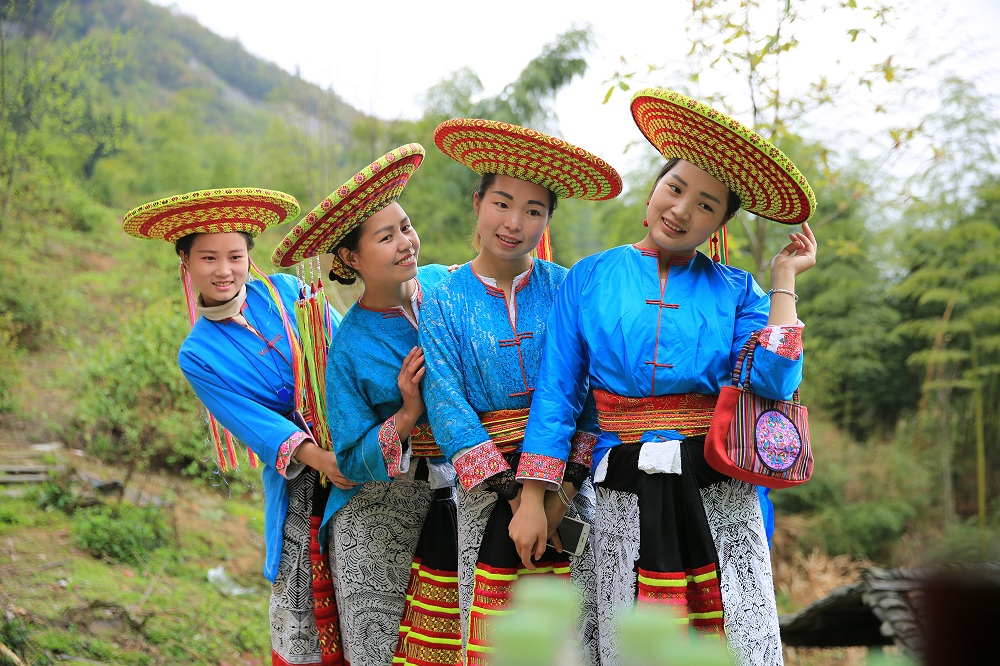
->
532, 227, 553, 262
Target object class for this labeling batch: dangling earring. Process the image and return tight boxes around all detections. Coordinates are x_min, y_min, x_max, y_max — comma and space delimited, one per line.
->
710, 231, 721, 262
643, 219, 649, 227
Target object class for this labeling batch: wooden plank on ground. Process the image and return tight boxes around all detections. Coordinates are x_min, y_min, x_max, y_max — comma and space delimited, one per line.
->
0, 465, 48, 473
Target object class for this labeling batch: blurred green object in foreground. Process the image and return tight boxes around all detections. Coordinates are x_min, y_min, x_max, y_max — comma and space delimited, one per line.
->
492, 576, 577, 666
616, 605, 730, 666
492, 576, 732, 665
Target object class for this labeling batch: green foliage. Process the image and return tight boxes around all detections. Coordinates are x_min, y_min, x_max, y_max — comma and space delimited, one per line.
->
812, 499, 917, 561
31, 478, 79, 513
891, 174, 1000, 523
929, 513, 1000, 562
0, 243, 50, 351
0, 618, 29, 664
774, 417, 935, 562
71, 501, 170, 565
70, 297, 210, 476
0, 311, 22, 411
494, 577, 730, 666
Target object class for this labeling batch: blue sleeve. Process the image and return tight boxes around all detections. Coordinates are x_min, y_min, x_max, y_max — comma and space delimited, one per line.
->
326, 341, 391, 483
522, 263, 592, 461
418, 289, 491, 462
179, 349, 301, 469
576, 389, 599, 436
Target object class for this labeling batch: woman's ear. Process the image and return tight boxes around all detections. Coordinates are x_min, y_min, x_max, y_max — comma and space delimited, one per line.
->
472, 191, 481, 217
179, 251, 189, 269
337, 245, 358, 270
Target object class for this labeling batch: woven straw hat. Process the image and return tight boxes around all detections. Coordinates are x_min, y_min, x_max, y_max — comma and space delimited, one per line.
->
630, 89, 816, 224
433, 119, 622, 201
271, 143, 424, 276
122, 187, 300, 242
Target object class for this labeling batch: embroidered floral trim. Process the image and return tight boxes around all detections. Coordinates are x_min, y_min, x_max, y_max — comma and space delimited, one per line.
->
276, 430, 309, 477
568, 431, 597, 467
757, 324, 803, 360
516, 453, 565, 487
379, 415, 404, 477
453, 441, 510, 491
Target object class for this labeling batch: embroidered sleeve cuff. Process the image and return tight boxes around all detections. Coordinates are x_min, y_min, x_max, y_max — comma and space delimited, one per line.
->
757, 324, 804, 360
516, 453, 565, 490
568, 431, 598, 468
453, 440, 510, 491
378, 415, 411, 478
276, 430, 309, 480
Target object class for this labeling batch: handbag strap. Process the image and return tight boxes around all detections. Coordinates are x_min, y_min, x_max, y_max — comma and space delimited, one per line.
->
731, 332, 800, 404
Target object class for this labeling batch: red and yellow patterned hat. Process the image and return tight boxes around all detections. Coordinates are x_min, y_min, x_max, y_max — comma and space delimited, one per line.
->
122, 187, 300, 242
271, 143, 424, 275
630, 89, 816, 224
433, 119, 622, 201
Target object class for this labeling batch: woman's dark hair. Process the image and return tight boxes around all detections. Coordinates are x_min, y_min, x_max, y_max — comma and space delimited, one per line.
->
469, 173, 557, 251
648, 158, 742, 222
174, 231, 255, 257
327, 217, 365, 286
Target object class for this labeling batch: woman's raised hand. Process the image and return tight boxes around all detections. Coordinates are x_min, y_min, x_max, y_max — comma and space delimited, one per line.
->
770, 221, 817, 278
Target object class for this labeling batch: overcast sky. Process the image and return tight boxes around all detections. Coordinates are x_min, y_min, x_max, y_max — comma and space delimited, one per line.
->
149, 0, 1000, 180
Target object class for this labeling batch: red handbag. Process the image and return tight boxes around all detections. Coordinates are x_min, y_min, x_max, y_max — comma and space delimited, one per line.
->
704, 334, 813, 489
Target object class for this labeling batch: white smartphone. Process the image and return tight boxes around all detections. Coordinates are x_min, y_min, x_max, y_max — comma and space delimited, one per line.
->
553, 515, 590, 557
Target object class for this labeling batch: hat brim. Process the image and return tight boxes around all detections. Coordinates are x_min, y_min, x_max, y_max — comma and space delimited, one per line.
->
271, 143, 424, 273
122, 188, 300, 242
630, 89, 816, 224
434, 119, 622, 201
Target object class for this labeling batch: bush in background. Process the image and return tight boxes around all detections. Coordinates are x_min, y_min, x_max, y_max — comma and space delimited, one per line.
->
71, 501, 170, 565
0, 312, 22, 412
70, 298, 214, 477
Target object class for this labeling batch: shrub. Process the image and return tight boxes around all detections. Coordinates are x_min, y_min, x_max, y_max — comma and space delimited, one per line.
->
0, 312, 23, 411
810, 500, 917, 561
71, 502, 170, 565
32, 479, 80, 513
0, 618, 29, 665
70, 298, 216, 477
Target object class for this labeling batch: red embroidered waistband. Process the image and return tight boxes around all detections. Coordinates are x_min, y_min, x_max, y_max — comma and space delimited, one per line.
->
593, 389, 718, 444
479, 408, 530, 454
409, 423, 443, 458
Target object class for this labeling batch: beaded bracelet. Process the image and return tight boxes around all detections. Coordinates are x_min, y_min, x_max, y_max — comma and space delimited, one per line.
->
768, 288, 798, 302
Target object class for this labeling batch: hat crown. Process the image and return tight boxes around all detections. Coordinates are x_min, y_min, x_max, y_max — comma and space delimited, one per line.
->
271, 143, 425, 272
433, 118, 622, 202
122, 187, 300, 242
630, 88, 816, 224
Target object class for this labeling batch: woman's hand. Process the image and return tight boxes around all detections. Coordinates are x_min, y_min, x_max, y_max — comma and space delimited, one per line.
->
321, 449, 356, 490
509, 480, 549, 570
770, 221, 817, 279
395, 346, 426, 435
293, 441, 357, 490
541, 484, 576, 549
768, 222, 816, 325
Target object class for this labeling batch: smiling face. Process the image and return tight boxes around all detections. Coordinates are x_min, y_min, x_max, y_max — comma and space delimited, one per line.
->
641, 159, 731, 257
338, 202, 419, 287
180, 232, 251, 307
472, 174, 551, 272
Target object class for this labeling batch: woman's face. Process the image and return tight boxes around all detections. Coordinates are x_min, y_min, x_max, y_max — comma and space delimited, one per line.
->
340, 202, 419, 286
473, 174, 551, 264
644, 159, 730, 255
181, 232, 250, 307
